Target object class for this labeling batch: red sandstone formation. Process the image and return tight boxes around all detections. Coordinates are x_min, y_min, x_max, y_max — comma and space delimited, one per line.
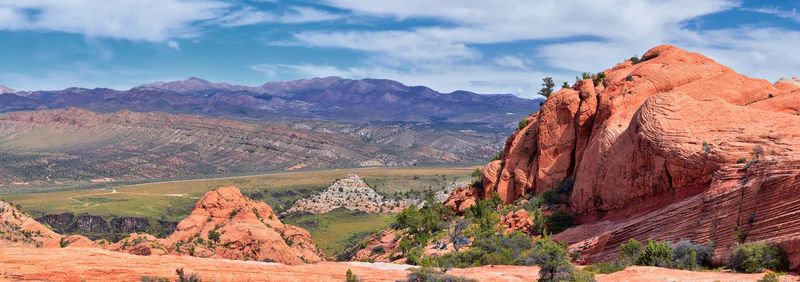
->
444, 185, 481, 213
482, 45, 800, 267
0, 200, 60, 248
500, 209, 536, 235
163, 186, 323, 264
1, 245, 791, 281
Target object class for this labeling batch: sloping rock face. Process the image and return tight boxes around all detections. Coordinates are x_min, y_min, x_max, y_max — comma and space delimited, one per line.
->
0, 201, 61, 247
164, 186, 323, 264
483, 45, 800, 266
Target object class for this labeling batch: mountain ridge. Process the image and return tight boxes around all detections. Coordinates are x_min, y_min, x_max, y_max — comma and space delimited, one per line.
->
2, 76, 541, 128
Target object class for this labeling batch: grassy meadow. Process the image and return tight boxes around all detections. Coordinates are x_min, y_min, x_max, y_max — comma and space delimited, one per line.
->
0, 166, 474, 256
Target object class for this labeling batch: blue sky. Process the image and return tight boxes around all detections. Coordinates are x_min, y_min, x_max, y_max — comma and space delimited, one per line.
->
0, 0, 799, 97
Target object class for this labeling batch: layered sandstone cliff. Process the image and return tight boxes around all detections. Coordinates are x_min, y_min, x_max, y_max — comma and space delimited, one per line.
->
482, 45, 800, 266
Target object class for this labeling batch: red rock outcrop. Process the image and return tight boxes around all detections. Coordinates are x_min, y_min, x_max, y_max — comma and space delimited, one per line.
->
483, 45, 800, 267
500, 209, 536, 235
444, 185, 481, 212
163, 186, 323, 264
0, 200, 61, 247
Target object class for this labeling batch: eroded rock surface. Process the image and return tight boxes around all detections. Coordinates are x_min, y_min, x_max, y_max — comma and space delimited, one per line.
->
483, 45, 800, 267
163, 186, 323, 264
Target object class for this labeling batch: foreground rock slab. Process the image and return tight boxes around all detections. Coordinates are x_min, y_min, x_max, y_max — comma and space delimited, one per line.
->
0, 245, 791, 282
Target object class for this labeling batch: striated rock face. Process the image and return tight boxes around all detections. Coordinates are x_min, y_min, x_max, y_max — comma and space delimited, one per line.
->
483, 45, 800, 267
164, 186, 323, 264
286, 174, 417, 214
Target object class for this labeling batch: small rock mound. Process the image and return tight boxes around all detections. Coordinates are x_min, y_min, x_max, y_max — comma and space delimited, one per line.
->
164, 186, 322, 264
285, 174, 418, 214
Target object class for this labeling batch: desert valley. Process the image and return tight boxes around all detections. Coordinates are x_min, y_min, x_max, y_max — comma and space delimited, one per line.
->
1, 1, 799, 281
2, 44, 799, 281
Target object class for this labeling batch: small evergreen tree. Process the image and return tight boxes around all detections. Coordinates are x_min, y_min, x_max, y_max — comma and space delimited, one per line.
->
538, 77, 555, 98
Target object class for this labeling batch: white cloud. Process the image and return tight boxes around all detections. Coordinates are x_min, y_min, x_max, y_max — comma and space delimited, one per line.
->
293, 31, 478, 63
217, 6, 344, 27
0, 0, 228, 42
744, 7, 800, 23
493, 56, 527, 69
167, 40, 182, 51
274, 0, 799, 94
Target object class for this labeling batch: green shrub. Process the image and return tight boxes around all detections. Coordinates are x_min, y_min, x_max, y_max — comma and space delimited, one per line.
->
727, 242, 788, 273
625, 75, 634, 81
406, 267, 476, 282
176, 268, 201, 282
636, 240, 673, 267
736, 157, 748, 164
335, 231, 373, 261
566, 267, 597, 282
346, 268, 360, 282
757, 272, 780, 282
541, 190, 568, 206
471, 168, 482, 178
619, 238, 643, 263
527, 236, 571, 282
672, 240, 713, 270
545, 210, 576, 234
518, 118, 530, 130
584, 261, 626, 274
372, 245, 386, 255
562, 82, 571, 88
630, 55, 641, 64
207, 229, 220, 243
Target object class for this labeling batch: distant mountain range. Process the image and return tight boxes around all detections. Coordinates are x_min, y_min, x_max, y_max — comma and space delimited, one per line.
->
0, 77, 540, 188
0, 77, 541, 129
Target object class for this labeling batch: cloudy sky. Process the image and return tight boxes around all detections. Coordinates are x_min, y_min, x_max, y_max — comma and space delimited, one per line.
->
0, 0, 798, 97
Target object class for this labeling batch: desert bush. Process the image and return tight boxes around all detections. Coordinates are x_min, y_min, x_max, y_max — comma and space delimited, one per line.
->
619, 238, 643, 263
140, 276, 170, 282
335, 231, 373, 261
406, 267, 476, 282
207, 229, 220, 243
736, 157, 748, 164
526, 236, 594, 282
672, 239, 713, 270
545, 210, 576, 234
727, 242, 788, 273
176, 268, 201, 282
625, 75, 634, 81
757, 272, 780, 282
541, 190, 568, 206
346, 268, 361, 282
584, 261, 626, 274
518, 118, 529, 130
372, 245, 386, 255
630, 55, 641, 64
470, 168, 482, 178
636, 240, 673, 267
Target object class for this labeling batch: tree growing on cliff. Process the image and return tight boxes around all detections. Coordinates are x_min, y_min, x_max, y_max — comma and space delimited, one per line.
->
538, 77, 555, 98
